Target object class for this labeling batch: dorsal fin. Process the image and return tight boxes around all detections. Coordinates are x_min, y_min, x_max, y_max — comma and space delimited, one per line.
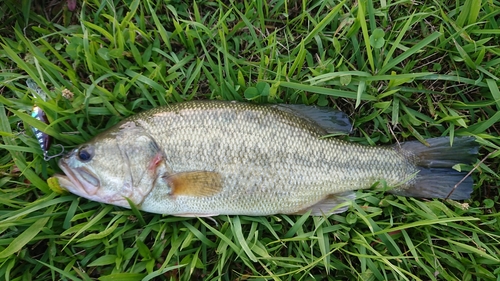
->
272, 104, 352, 135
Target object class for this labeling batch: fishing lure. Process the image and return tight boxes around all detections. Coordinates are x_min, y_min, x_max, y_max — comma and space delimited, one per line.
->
26, 79, 64, 161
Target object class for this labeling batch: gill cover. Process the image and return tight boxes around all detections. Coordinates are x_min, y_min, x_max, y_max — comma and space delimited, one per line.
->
112, 121, 171, 205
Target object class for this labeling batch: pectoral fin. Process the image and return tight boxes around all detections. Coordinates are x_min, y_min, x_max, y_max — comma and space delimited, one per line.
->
164, 171, 223, 197
292, 192, 355, 215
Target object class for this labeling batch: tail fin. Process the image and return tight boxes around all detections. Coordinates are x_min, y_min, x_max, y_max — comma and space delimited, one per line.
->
391, 137, 479, 200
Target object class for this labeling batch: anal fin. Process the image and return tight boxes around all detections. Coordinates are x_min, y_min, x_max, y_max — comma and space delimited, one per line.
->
164, 171, 223, 197
292, 192, 356, 215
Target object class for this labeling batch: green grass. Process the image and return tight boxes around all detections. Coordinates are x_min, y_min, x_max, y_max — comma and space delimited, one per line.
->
0, 0, 499, 280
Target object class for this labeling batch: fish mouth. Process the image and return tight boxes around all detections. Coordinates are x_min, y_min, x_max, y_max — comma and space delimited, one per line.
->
57, 158, 101, 197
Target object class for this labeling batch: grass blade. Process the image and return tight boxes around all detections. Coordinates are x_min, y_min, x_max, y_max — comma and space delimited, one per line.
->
379, 32, 441, 75
358, 0, 374, 73
279, 81, 376, 101
303, 0, 346, 45
486, 79, 500, 110
0, 208, 51, 259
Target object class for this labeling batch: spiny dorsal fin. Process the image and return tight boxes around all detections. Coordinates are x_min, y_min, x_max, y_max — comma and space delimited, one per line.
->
272, 104, 352, 135
164, 171, 223, 197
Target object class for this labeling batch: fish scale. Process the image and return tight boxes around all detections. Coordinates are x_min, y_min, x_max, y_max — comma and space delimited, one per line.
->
56, 100, 478, 216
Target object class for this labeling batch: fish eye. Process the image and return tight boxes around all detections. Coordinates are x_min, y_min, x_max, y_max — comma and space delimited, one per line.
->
77, 146, 94, 162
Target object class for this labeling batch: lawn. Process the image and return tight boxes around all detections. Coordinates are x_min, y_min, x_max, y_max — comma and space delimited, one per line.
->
0, 0, 499, 280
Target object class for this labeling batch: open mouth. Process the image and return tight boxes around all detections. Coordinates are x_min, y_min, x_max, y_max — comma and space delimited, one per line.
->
57, 158, 100, 197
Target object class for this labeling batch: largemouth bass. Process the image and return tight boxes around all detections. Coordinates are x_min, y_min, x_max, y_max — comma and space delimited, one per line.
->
55, 101, 478, 216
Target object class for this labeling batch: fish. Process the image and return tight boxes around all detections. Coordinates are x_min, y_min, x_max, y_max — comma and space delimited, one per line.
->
54, 100, 479, 216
